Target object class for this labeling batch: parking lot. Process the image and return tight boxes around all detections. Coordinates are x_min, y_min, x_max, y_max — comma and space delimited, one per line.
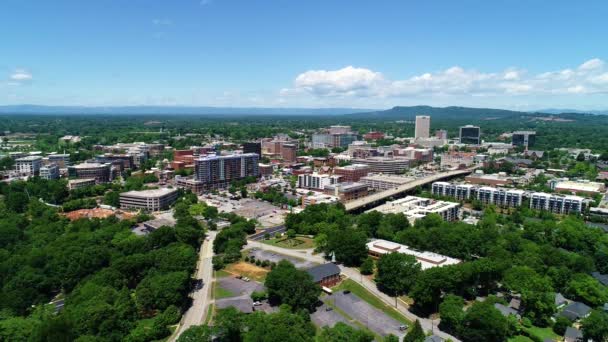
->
200, 195, 288, 228
311, 302, 355, 329
321, 291, 406, 338
214, 276, 266, 313
247, 248, 316, 269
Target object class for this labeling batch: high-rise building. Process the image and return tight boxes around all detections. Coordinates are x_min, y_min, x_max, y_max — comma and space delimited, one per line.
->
47, 153, 71, 168
312, 126, 359, 149
435, 129, 448, 140
281, 143, 297, 163
415, 116, 430, 139
243, 142, 262, 158
530, 192, 586, 214
459, 125, 481, 145
193, 153, 259, 190
512, 131, 536, 148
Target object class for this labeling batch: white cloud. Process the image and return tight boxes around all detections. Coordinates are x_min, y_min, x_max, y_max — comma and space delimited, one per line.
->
284, 58, 608, 99
10, 69, 32, 81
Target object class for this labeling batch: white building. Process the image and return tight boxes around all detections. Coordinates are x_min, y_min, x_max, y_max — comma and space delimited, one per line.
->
15, 155, 43, 176
432, 182, 476, 200
297, 173, 341, 190
530, 192, 586, 214
40, 163, 60, 180
415, 115, 431, 139
370, 196, 460, 223
477, 187, 525, 207
120, 188, 179, 211
366, 239, 461, 270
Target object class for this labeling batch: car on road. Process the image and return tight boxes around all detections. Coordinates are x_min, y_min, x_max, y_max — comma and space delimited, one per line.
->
253, 301, 262, 306
398, 325, 408, 331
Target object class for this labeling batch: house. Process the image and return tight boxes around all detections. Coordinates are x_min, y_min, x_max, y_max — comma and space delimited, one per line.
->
554, 293, 568, 309
564, 327, 583, 342
509, 297, 522, 312
424, 336, 444, 342
592, 271, 608, 286
305, 263, 341, 287
494, 303, 521, 319
560, 301, 591, 321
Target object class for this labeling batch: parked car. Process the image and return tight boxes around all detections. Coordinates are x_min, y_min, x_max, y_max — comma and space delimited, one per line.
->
253, 301, 262, 306
399, 325, 408, 331
325, 306, 333, 312
343, 290, 351, 294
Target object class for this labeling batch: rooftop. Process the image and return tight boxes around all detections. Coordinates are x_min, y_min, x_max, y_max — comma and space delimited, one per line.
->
121, 188, 178, 198
305, 263, 341, 283
366, 239, 461, 270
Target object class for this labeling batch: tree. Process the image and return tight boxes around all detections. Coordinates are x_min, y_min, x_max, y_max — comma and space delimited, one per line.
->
552, 316, 571, 335
202, 206, 219, 219
244, 306, 315, 342
327, 227, 368, 266
376, 253, 421, 296
360, 257, 374, 275
286, 229, 296, 239
318, 322, 374, 342
460, 301, 509, 342
439, 295, 465, 334
177, 325, 213, 342
403, 320, 425, 342
565, 273, 608, 307
581, 310, 608, 342
264, 260, 321, 311
215, 307, 244, 342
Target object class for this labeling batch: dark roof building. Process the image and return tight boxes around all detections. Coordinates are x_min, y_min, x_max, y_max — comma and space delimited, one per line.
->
493, 303, 521, 319
592, 271, 608, 286
306, 263, 341, 287
560, 301, 591, 321
564, 327, 583, 342
424, 336, 444, 342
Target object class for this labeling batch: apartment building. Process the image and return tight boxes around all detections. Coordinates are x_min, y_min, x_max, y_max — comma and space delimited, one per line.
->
530, 192, 586, 214
477, 187, 525, 207
432, 182, 476, 200
39, 163, 60, 180
297, 172, 341, 190
193, 153, 259, 190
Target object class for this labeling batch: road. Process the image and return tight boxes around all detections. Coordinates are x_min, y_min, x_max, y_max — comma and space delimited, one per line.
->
248, 225, 286, 241
170, 231, 217, 341
244, 240, 461, 342
345, 168, 477, 211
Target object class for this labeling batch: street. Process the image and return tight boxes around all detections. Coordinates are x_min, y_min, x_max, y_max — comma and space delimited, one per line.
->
170, 231, 217, 341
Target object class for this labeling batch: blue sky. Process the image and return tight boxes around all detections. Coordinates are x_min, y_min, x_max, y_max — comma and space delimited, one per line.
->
1, 0, 608, 110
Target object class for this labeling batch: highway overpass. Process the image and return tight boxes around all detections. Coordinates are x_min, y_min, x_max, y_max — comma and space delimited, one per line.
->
345, 168, 476, 212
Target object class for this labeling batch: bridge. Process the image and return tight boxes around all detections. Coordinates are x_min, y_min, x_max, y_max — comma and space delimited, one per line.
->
345, 168, 477, 212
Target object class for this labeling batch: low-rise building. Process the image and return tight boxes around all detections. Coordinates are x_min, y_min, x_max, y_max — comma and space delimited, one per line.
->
120, 188, 179, 211
68, 162, 112, 183
465, 172, 515, 186
68, 178, 96, 190
552, 179, 605, 196
440, 152, 476, 169
333, 163, 371, 182
366, 239, 461, 269
371, 196, 460, 223
305, 263, 341, 287
360, 174, 413, 191
323, 182, 368, 202
14, 155, 43, 176
301, 193, 339, 208
477, 187, 525, 207
432, 182, 476, 200
40, 163, 60, 180
351, 157, 410, 174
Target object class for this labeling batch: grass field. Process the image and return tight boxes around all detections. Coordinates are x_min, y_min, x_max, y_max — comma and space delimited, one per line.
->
224, 261, 269, 282
508, 336, 534, 342
523, 326, 559, 341
334, 279, 411, 326
262, 235, 314, 249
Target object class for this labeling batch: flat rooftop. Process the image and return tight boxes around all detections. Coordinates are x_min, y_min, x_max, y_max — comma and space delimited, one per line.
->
121, 188, 178, 198
367, 239, 461, 270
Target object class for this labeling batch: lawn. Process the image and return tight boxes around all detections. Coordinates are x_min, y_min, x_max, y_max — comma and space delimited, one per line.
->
334, 279, 412, 326
215, 269, 232, 278
262, 235, 314, 249
523, 326, 559, 341
224, 261, 270, 282
508, 336, 534, 342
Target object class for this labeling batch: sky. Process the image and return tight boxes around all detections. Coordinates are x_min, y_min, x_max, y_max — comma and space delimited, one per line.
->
1, 0, 608, 110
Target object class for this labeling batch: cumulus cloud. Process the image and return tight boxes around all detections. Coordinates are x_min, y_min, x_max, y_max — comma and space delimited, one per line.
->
283, 58, 608, 99
10, 69, 32, 81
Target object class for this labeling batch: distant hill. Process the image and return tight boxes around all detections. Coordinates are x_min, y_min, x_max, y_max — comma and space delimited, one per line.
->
346, 105, 534, 120
538, 108, 608, 115
0, 105, 375, 116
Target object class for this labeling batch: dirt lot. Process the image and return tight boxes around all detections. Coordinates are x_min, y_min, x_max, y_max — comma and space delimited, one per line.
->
247, 248, 316, 269
224, 262, 270, 282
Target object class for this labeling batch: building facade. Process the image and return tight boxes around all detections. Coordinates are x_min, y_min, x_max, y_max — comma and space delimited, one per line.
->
415, 115, 431, 139
530, 192, 585, 214
15, 156, 43, 176
298, 173, 341, 190
119, 188, 179, 211
193, 153, 259, 190
459, 125, 481, 145
40, 163, 60, 180
333, 164, 371, 182
68, 163, 112, 183
512, 131, 536, 148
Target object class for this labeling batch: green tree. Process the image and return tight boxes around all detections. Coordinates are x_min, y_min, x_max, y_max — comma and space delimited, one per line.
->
376, 253, 421, 296
460, 301, 509, 342
552, 316, 571, 335
318, 322, 374, 342
359, 256, 374, 275
581, 310, 608, 342
439, 294, 465, 334
264, 260, 321, 311
403, 320, 425, 342
177, 325, 213, 342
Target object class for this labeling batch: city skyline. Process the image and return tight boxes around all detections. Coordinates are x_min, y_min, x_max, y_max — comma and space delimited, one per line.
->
2, 1, 608, 110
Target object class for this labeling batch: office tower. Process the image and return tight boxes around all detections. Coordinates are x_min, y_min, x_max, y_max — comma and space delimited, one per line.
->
459, 125, 481, 145
281, 143, 297, 163
243, 142, 262, 158
415, 116, 430, 139
512, 131, 536, 148
14, 156, 43, 176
